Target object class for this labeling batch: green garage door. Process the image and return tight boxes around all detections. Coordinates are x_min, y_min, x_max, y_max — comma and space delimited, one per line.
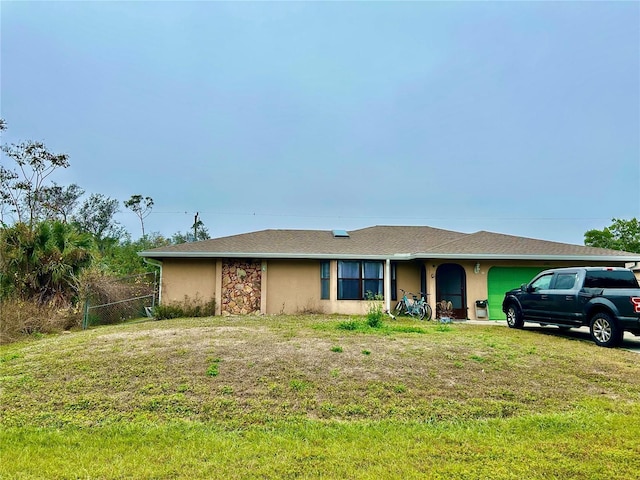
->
487, 267, 546, 320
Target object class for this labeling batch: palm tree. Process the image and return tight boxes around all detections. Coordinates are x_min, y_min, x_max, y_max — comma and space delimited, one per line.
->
0, 221, 93, 306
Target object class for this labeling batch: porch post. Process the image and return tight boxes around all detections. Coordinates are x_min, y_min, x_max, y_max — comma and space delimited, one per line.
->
385, 258, 391, 313
215, 260, 223, 316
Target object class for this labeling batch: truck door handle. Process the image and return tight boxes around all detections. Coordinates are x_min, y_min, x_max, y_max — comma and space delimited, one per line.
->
565, 296, 573, 301
541, 295, 548, 300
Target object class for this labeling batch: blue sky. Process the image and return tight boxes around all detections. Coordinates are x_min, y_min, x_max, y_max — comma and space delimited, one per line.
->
1, 1, 638, 245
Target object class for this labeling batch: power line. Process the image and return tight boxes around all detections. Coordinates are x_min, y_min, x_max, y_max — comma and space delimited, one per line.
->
148, 210, 617, 222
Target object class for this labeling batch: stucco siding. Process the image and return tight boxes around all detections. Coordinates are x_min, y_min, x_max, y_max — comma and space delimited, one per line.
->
395, 262, 422, 300
161, 258, 217, 306
265, 260, 321, 314
157, 255, 633, 319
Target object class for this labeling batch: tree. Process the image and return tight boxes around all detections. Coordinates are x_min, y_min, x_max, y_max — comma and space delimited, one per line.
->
73, 193, 124, 253
0, 220, 94, 306
171, 213, 211, 244
40, 183, 85, 223
103, 232, 171, 275
124, 195, 153, 238
0, 137, 70, 226
584, 218, 640, 253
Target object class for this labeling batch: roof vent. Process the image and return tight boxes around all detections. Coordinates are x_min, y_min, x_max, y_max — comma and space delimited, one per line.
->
332, 229, 349, 238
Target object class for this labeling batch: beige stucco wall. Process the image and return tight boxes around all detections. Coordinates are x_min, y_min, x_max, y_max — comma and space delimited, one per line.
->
161, 258, 217, 306
395, 261, 422, 300
265, 260, 322, 314
264, 259, 381, 315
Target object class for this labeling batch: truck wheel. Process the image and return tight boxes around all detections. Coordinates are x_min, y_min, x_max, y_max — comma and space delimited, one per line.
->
590, 313, 622, 348
506, 304, 524, 329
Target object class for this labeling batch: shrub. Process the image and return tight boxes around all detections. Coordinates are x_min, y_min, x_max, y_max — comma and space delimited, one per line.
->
0, 297, 81, 344
152, 304, 184, 320
153, 295, 216, 320
365, 292, 385, 328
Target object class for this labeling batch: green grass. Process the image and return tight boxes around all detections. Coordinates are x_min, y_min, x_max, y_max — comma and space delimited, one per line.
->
1, 315, 639, 479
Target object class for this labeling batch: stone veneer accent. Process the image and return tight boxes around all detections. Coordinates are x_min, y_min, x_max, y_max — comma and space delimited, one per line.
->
221, 261, 261, 315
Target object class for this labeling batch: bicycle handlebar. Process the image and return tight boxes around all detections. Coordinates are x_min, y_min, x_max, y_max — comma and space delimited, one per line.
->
400, 289, 430, 297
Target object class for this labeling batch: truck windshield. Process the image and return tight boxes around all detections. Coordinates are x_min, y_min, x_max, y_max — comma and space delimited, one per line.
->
583, 270, 639, 289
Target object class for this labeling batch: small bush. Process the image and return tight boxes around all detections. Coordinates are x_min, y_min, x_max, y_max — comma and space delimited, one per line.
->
153, 295, 216, 320
0, 297, 81, 344
365, 294, 385, 329
152, 304, 184, 320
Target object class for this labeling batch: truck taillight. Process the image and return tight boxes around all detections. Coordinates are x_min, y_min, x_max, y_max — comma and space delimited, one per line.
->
632, 297, 640, 314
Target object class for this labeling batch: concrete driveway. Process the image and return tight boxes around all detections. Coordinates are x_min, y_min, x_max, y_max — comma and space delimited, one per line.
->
467, 320, 640, 353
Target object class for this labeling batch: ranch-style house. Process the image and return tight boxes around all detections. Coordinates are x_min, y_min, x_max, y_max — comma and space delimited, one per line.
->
139, 225, 640, 320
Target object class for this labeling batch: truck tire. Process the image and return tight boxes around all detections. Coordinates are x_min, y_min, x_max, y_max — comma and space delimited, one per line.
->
505, 304, 524, 329
589, 312, 622, 348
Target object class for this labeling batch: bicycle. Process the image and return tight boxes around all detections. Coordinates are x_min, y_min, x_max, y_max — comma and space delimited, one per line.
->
419, 291, 433, 320
394, 289, 432, 320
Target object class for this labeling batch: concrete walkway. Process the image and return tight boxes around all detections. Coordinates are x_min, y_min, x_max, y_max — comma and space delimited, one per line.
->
463, 319, 640, 353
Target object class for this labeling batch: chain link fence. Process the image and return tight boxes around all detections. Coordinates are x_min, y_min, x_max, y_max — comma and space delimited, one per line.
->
82, 272, 158, 329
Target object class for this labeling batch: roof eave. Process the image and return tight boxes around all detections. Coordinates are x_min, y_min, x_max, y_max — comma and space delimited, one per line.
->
139, 251, 640, 262
138, 251, 407, 260
418, 253, 640, 261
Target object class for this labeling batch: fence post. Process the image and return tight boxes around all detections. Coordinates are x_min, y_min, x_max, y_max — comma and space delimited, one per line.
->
82, 297, 89, 330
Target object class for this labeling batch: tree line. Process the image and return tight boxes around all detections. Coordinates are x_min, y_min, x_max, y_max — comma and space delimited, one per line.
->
0, 119, 210, 309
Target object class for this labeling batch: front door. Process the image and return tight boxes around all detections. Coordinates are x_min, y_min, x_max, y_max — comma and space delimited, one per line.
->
436, 264, 467, 320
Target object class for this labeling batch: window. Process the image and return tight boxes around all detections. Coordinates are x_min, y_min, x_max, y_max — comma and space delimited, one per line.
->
530, 273, 553, 292
553, 273, 577, 290
584, 270, 639, 289
363, 262, 383, 298
320, 261, 330, 300
338, 260, 384, 300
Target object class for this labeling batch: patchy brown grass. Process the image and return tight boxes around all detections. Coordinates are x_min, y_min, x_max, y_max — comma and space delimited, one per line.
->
1, 314, 638, 429
0, 298, 81, 344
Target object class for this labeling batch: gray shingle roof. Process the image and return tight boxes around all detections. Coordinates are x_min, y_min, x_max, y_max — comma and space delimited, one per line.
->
426, 230, 635, 257
139, 225, 640, 262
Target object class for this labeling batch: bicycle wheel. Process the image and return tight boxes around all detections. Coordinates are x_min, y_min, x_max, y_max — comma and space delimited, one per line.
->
418, 304, 426, 320
424, 304, 433, 321
394, 301, 405, 316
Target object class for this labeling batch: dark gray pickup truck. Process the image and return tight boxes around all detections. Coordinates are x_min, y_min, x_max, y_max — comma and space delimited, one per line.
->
502, 267, 640, 347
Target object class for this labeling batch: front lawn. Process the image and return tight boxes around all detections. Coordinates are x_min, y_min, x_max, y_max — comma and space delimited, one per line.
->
1, 315, 639, 479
